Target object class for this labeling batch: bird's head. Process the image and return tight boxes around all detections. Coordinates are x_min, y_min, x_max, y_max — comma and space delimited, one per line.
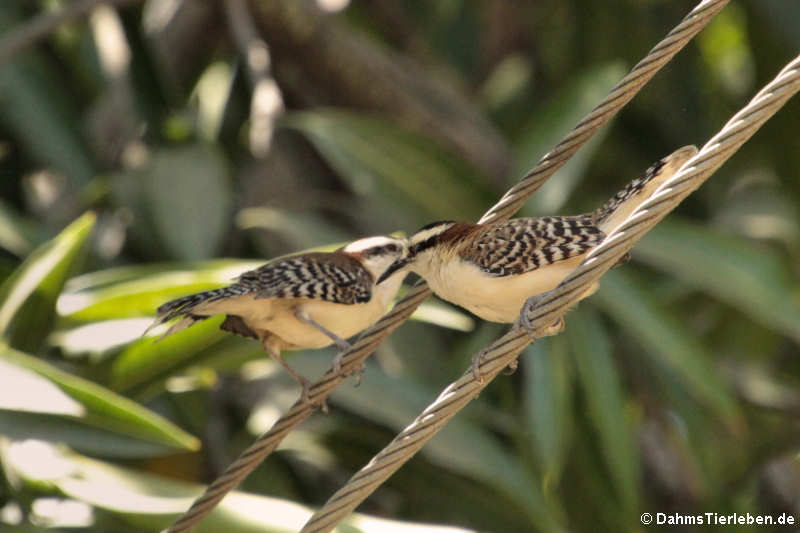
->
343, 236, 408, 283
376, 221, 460, 284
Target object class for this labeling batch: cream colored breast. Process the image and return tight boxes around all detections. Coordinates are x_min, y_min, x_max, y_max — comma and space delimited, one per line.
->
196, 272, 405, 350
425, 254, 587, 323
292, 271, 404, 347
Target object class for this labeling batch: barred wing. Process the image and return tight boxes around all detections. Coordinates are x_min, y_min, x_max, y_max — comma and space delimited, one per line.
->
466, 216, 605, 276
237, 253, 373, 304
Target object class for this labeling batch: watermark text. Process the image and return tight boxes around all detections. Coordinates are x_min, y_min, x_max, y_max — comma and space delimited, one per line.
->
640, 512, 795, 527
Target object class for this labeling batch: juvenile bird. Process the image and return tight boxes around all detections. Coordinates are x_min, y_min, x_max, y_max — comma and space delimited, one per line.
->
147, 236, 408, 403
378, 146, 697, 326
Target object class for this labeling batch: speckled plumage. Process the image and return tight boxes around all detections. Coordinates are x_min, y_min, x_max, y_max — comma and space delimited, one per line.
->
464, 216, 605, 276
239, 253, 373, 303
382, 146, 698, 323
146, 236, 408, 400
155, 252, 373, 327
592, 156, 666, 226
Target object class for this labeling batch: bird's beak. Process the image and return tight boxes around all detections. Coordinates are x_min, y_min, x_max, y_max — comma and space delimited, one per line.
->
377, 257, 411, 284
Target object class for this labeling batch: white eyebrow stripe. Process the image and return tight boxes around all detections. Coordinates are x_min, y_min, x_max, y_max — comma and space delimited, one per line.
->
343, 236, 400, 253
409, 224, 454, 247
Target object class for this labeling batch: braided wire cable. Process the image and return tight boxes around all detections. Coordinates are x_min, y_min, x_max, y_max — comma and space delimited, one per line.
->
166, 1, 728, 530
301, 53, 800, 533
478, 0, 730, 224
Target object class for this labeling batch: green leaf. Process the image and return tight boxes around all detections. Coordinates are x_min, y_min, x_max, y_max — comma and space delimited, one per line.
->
111, 144, 233, 260
0, 212, 95, 352
3, 441, 478, 532
514, 62, 626, 215
0, 60, 95, 186
753, 0, 800, 47
0, 345, 199, 455
58, 260, 262, 322
522, 336, 573, 488
0, 199, 35, 256
236, 207, 353, 252
636, 219, 800, 344
285, 109, 495, 223
50, 318, 158, 358
697, 5, 755, 97
594, 268, 739, 424
410, 299, 475, 332
0, 6, 95, 186
110, 317, 230, 394
566, 307, 639, 515
0, 410, 189, 459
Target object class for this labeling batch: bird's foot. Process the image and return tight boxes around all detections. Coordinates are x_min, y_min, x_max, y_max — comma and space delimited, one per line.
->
296, 377, 328, 414
518, 295, 565, 342
331, 340, 356, 379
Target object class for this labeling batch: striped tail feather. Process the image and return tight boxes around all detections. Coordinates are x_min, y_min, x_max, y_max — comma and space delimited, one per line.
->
593, 145, 697, 233
158, 315, 206, 338
143, 286, 236, 338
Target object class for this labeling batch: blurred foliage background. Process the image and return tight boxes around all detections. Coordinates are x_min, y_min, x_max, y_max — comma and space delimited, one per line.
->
0, 0, 799, 531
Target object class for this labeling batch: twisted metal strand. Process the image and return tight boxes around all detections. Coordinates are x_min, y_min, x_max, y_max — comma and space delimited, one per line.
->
164, 284, 430, 533
300, 53, 800, 533
479, 0, 729, 225
166, 1, 728, 530
521, 55, 800, 334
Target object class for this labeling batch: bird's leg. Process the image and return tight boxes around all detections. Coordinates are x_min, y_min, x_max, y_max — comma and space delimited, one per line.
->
294, 310, 353, 377
294, 309, 352, 351
262, 336, 325, 412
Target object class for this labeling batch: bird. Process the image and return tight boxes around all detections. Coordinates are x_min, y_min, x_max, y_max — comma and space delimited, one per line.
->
378, 146, 697, 328
146, 236, 408, 404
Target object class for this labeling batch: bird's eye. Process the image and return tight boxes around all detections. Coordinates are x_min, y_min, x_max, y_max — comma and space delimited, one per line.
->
362, 243, 401, 257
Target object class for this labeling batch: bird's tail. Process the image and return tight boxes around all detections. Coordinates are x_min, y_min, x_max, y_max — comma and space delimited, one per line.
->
142, 287, 234, 338
593, 145, 698, 233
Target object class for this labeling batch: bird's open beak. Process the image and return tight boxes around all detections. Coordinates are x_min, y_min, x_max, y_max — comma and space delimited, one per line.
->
377, 257, 411, 284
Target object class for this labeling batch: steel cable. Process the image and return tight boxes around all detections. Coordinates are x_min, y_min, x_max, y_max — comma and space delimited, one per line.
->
166, 1, 730, 530
301, 53, 800, 533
